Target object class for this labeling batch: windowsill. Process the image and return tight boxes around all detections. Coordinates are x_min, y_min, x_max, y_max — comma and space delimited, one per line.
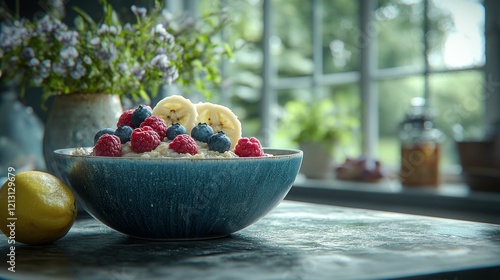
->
286, 174, 500, 225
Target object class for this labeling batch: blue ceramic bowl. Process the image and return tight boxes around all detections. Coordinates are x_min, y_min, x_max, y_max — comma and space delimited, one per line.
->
53, 148, 302, 240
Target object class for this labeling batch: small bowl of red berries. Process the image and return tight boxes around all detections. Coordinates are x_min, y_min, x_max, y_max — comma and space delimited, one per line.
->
52, 96, 303, 240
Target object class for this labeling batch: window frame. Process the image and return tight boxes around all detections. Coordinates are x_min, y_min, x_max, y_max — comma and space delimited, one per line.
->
177, 0, 498, 171
260, 0, 494, 167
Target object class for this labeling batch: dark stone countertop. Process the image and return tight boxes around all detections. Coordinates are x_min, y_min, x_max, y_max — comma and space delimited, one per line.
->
1, 200, 500, 280
287, 177, 500, 224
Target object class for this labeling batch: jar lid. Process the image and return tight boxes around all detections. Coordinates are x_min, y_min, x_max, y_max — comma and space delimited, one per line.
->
403, 97, 434, 123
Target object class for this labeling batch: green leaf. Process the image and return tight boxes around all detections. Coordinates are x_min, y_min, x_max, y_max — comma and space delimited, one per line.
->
72, 7, 96, 29
191, 59, 203, 70
224, 43, 234, 58
139, 89, 151, 103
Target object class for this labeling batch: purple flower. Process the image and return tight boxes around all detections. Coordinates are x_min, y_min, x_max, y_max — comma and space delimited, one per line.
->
60, 46, 78, 59
65, 59, 75, 68
28, 58, 40, 67
124, 23, 135, 32
98, 24, 110, 35
131, 5, 147, 17
36, 15, 67, 35
71, 60, 86, 80
48, 0, 66, 18
117, 62, 129, 74
52, 62, 66, 77
109, 26, 119, 35
36, 15, 56, 34
150, 54, 170, 72
83, 55, 92, 65
152, 24, 174, 44
39, 59, 51, 78
95, 43, 117, 63
162, 68, 178, 84
90, 37, 101, 46
22, 48, 35, 60
153, 24, 167, 36
130, 63, 145, 80
150, 53, 178, 84
32, 75, 43, 85
0, 25, 31, 51
57, 31, 79, 46
156, 48, 166, 55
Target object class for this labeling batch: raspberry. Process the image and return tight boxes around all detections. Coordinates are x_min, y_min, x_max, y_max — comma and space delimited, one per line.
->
234, 137, 265, 157
140, 115, 167, 139
117, 109, 134, 128
131, 105, 152, 128
94, 128, 115, 145
131, 126, 161, 153
169, 134, 198, 155
94, 134, 122, 157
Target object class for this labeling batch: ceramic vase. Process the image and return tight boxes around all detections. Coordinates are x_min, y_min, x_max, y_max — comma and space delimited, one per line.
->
43, 93, 123, 174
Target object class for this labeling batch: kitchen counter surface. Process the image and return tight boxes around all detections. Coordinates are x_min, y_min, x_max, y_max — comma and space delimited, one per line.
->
1, 200, 500, 279
288, 176, 500, 224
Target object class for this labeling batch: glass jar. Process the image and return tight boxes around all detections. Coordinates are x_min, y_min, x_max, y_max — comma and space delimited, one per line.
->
399, 98, 443, 187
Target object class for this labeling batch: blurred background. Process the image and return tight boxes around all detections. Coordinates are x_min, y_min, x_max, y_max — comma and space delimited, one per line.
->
1, 0, 499, 188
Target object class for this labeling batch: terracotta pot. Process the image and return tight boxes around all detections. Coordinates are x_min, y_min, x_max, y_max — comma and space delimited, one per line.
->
456, 140, 500, 192
43, 93, 123, 174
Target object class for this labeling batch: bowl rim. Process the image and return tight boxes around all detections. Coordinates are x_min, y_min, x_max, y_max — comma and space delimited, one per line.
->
53, 147, 303, 161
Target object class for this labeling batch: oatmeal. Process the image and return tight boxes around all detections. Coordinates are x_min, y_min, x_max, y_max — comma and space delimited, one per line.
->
89, 95, 266, 158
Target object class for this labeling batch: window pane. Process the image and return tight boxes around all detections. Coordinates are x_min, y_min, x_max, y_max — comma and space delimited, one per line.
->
430, 71, 485, 166
219, 1, 263, 138
274, 85, 361, 163
376, 0, 424, 70
323, 0, 359, 73
273, 88, 310, 150
378, 76, 425, 168
272, 0, 313, 77
327, 84, 362, 162
377, 72, 485, 171
428, 0, 485, 70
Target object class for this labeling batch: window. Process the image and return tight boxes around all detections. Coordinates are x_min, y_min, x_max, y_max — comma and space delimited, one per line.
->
147, 0, 492, 175
176, 0, 494, 175
374, 0, 486, 170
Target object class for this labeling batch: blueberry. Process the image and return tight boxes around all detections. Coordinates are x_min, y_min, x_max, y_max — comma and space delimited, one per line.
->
94, 128, 115, 145
114, 125, 133, 143
191, 123, 215, 143
166, 123, 187, 140
208, 131, 231, 153
131, 105, 152, 128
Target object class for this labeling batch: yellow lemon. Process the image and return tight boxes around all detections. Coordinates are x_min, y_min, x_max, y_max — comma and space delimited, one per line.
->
0, 171, 77, 245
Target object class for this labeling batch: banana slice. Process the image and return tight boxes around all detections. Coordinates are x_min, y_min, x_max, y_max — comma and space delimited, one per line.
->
152, 95, 198, 133
195, 102, 242, 150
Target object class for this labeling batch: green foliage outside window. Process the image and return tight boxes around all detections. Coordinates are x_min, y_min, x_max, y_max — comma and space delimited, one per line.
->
199, 0, 485, 169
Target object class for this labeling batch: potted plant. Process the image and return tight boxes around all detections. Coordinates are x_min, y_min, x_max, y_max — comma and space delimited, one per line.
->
279, 99, 357, 179
0, 0, 231, 173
